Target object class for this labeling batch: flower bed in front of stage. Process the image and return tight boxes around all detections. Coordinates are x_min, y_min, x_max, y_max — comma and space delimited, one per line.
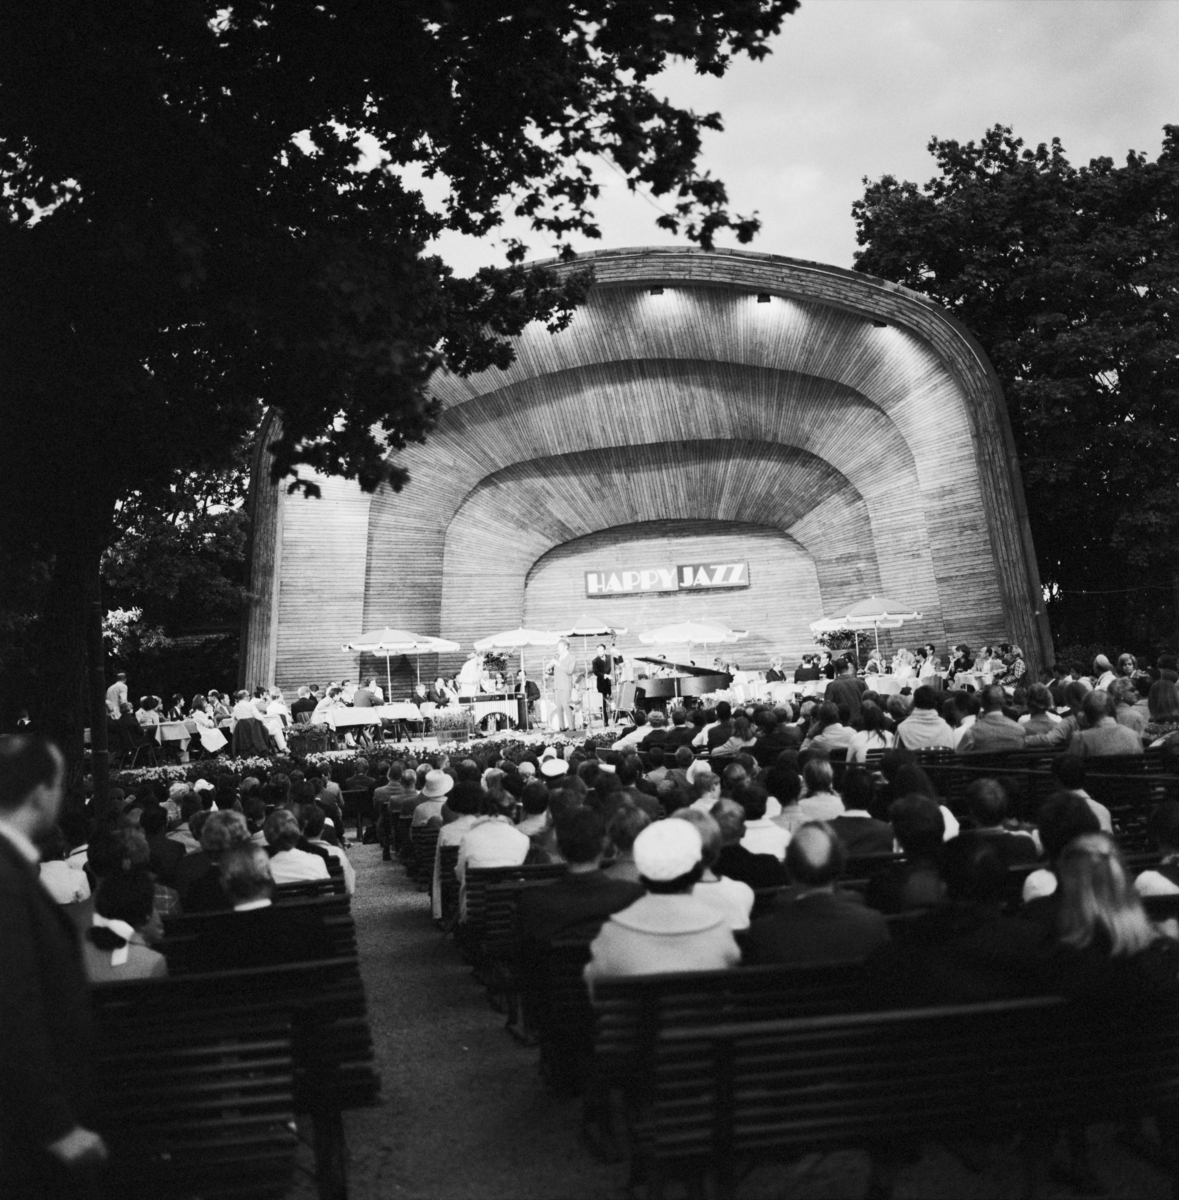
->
110, 733, 616, 790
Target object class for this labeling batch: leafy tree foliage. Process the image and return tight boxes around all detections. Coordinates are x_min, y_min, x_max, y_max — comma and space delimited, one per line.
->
853, 125, 1179, 652
0, 1, 797, 763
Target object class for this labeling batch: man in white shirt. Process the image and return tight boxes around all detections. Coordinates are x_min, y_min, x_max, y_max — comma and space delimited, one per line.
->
263, 810, 329, 885
798, 759, 845, 822
612, 710, 653, 751
302, 807, 356, 895
895, 687, 955, 751
105, 673, 128, 720
738, 783, 791, 860
457, 653, 483, 698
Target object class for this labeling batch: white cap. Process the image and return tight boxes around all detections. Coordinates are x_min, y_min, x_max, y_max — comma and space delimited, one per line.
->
633, 819, 702, 882
540, 758, 569, 778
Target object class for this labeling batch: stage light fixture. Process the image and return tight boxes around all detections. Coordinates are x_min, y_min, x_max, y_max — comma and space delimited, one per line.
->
872, 319, 887, 328
649, 287, 664, 296
756, 293, 771, 303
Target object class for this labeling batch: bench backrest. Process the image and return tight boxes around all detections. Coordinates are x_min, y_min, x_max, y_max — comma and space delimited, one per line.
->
648, 994, 1179, 1186
462, 862, 568, 934
592, 960, 870, 1088
92, 970, 303, 1198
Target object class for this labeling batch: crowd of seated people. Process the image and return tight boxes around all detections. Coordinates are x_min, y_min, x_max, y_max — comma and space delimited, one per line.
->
35, 758, 371, 987
365, 713, 1178, 992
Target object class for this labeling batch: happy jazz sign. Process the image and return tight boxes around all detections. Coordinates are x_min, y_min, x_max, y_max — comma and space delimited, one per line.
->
585, 562, 749, 597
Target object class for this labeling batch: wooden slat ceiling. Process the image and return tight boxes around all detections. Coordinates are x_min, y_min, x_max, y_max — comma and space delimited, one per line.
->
253, 248, 1046, 692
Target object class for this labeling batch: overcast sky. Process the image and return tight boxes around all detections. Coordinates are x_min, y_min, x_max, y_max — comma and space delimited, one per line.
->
425, 0, 1179, 276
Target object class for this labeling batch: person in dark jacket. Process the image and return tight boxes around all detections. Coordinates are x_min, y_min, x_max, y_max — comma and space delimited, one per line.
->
712, 798, 787, 890
0, 735, 108, 1195
517, 807, 643, 948
743, 823, 890, 965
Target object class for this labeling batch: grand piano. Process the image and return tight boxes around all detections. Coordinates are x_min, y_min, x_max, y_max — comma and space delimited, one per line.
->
631, 657, 733, 710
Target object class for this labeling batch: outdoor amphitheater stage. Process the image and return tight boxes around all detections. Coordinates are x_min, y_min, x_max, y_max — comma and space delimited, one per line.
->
241, 246, 1051, 697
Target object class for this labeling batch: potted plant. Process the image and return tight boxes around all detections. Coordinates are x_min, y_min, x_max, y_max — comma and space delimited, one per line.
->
432, 706, 475, 744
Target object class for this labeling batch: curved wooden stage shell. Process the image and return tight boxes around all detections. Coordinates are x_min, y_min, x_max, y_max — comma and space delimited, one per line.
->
242, 246, 1051, 693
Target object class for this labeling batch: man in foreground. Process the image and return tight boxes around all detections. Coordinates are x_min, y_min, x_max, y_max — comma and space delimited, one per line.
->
0, 735, 108, 1196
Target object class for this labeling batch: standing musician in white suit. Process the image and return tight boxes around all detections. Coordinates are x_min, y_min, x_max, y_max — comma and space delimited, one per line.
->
550, 639, 578, 731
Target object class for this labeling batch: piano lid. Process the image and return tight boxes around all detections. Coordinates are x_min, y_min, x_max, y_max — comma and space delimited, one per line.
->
635, 656, 726, 678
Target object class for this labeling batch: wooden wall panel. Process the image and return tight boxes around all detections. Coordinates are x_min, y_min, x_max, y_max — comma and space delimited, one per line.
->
523, 522, 824, 671
437, 440, 879, 671
271, 472, 372, 696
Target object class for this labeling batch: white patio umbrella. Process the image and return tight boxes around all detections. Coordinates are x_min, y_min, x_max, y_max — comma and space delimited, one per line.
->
473, 626, 561, 679
342, 627, 461, 694
559, 615, 629, 683
816, 596, 921, 656
639, 620, 748, 649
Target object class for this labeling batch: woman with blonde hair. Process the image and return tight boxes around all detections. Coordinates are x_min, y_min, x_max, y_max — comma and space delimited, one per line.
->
1053, 833, 1179, 1000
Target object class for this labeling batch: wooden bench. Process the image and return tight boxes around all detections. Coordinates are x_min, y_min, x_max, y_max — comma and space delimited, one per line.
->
638, 995, 1179, 1199
92, 974, 297, 1199
438, 843, 461, 925
162, 894, 358, 966
410, 826, 440, 891
91, 955, 382, 1200
458, 862, 568, 963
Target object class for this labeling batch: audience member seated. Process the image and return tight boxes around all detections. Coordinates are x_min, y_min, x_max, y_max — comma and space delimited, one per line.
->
1143, 680, 1179, 747
751, 707, 801, 766
743, 823, 890, 965
1067, 689, 1144, 757
957, 779, 1038, 867
615, 756, 659, 819
584, 818, 740, 986
1042, 757, 1109, 837
799, 758, 843, 822
871, 837, 1051, 1004
661, 708, 695, 749
1108, 677, 1148, 735
412, 770, 453, 826
765, 762, 805, 834
602, 804, 651, 883
265, 809, 330, 885
180, 846, 334, 971
865, 795, 946, 914
182, 810, 252, 912
1025, 680, 1091, 750
711, 714, 757, 759
895, 687, 955, 751
82, 867, 168, 983
1017, 683, 1061, 736
829, 768, 893, 856
702, 701, 735, 752
611, 710, 652, 751
430, 781, 483, 919
800, 702, 854, 754
516, 807, 644, 948
517, 781, 552, 841
846, 701, 896, 763
1021, 793, 1103, 903
343, 757, 378, 804
675, 809, 754, 932
38, 827, 91, 905
1048, 833, 1179, 1004
139, 804, 186, 888
302, 806, 356, 895
713, 798, 787, 890
737, 781, 790, 860
686, 770, 720, 814
1134, 802, 1179, 897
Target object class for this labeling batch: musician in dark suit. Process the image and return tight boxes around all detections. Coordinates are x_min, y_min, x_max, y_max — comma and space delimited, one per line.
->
591, 643, 620, 724
0, 735, 107, 1195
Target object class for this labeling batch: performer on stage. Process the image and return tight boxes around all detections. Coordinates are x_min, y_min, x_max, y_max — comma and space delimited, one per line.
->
550, 639, 577, 731
591, 642, 622, 724
457, 652, 482, 698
